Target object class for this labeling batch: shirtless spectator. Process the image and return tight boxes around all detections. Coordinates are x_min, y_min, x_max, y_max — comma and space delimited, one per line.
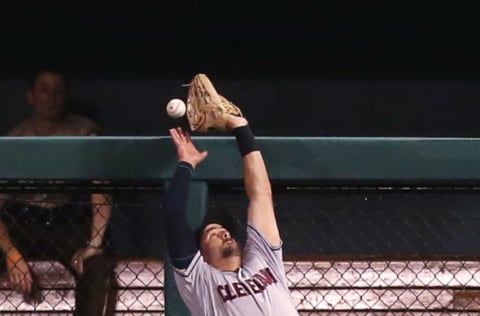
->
0, 68, 112, 316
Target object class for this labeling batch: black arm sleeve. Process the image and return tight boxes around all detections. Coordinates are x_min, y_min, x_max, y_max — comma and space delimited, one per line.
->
164, 161, 198, 269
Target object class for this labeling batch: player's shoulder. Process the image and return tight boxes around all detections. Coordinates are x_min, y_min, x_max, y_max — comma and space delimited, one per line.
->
246, 224, 282, 250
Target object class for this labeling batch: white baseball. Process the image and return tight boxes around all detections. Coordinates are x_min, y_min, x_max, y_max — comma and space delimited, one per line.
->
166, 98, 186, 119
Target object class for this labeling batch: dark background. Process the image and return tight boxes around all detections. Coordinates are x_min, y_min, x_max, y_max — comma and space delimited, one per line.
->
0, 2, 479, 136
1, 2, 480, 259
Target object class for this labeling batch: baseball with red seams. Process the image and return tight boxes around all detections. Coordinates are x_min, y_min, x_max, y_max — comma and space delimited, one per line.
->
166, 98, 186, 118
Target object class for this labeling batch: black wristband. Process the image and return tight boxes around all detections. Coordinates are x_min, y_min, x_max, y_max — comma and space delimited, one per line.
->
233, 125, 258, 156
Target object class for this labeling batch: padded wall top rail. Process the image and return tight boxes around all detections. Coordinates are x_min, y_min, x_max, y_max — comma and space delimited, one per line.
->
0, 136, 479, 184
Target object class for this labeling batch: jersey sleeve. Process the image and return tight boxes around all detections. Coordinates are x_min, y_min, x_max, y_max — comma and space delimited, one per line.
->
173, 250, 210, 308
243, 225, 288, 284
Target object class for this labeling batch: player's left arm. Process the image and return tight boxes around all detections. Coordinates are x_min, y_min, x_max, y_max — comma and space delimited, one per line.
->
165, 128, 208, 269
164, 161, 198, 269
229, 116, 281, 246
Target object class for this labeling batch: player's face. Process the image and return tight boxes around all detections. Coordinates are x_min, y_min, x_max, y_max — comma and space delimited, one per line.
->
27, 72, 67, 120
201, 223, 240, 260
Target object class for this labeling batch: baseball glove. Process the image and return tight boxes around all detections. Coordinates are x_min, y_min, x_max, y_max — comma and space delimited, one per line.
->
186, 73, 242, 132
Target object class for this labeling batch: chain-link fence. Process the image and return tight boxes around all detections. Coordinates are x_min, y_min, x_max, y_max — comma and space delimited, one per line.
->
1, 183, 480, 315
0, 182, 166, 315
209, 185, 480, 315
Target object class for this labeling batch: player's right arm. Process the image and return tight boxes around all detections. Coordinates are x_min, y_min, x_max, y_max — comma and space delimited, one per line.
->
164, 128, 208, 269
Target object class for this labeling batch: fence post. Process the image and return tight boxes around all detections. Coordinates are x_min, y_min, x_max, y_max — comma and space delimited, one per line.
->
165, 181, 208, 316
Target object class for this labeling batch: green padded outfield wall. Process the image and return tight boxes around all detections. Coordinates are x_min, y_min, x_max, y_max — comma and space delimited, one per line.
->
1, 136, 480, 183
2, 137, 480, 316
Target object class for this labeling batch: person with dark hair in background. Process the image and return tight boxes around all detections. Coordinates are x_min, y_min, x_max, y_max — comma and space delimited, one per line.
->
0, 68, 113, 315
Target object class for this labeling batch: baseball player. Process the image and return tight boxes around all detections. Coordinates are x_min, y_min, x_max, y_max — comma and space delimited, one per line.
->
164, 115, 299, 315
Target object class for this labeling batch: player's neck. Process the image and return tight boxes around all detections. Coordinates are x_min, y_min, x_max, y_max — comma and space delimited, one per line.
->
210, 255, 241, 272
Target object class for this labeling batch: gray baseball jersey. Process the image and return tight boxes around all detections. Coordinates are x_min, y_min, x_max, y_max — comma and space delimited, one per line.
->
174, 224, 299, 316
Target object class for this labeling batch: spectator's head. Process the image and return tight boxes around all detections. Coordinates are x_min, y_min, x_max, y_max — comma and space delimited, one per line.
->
27, 68, 70, 120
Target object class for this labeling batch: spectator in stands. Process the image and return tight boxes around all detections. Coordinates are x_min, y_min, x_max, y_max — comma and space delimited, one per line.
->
0, 67, 113, 316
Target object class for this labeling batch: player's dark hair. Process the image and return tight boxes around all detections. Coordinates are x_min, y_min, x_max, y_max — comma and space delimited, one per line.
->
195, 209, 246, 251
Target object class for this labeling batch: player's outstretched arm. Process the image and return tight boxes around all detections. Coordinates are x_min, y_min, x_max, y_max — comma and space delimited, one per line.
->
164, 128, 208, 269
228, 116, 281, 246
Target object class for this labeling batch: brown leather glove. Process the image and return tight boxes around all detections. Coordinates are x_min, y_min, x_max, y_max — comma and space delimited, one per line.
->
186, 73, 243, 132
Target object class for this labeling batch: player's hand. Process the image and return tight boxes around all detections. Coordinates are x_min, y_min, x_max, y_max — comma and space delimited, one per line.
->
6, 247, 33, 295
226, 115, 248, 130
71, 246, 103, 274
169, 127, 208, 168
